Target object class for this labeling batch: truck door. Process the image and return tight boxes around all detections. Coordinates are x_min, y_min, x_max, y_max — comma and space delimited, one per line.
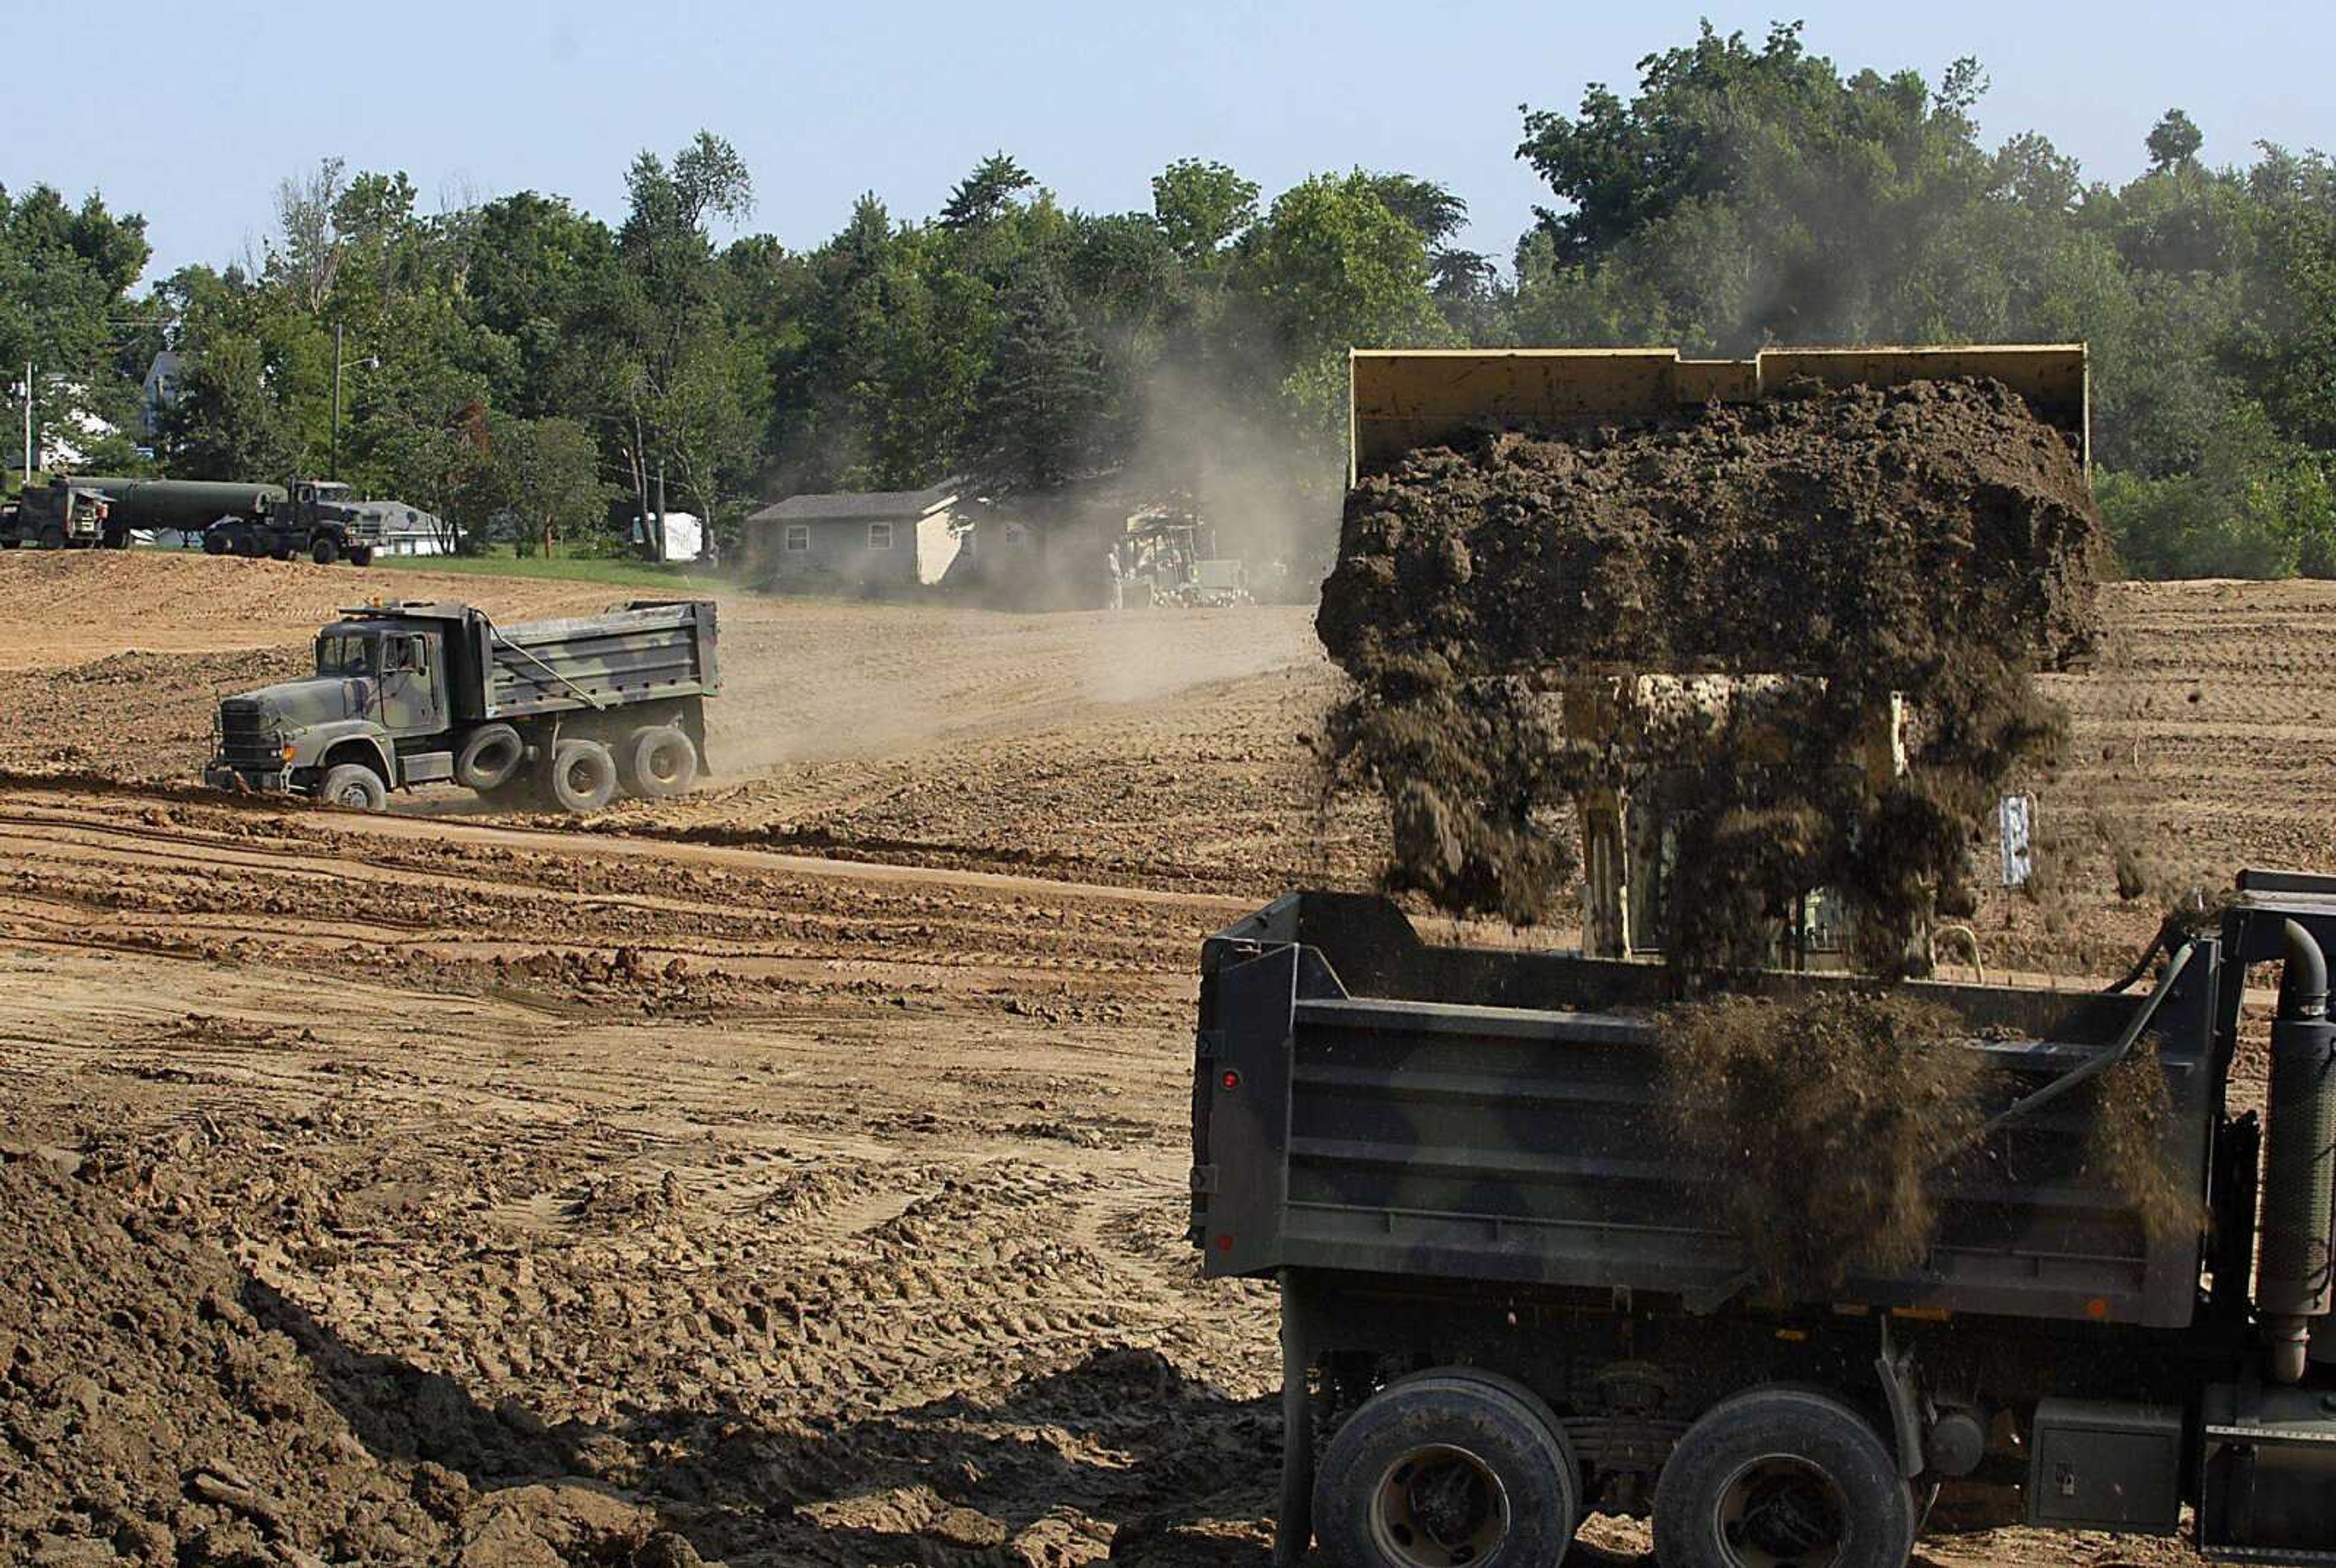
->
375, 633, 445, 736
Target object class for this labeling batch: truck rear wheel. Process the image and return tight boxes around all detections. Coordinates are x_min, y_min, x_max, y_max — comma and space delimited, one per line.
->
201, 529, 229, 555
348, 546, 375, 566
548, 739, 617, 814
316, 763, 389, 812
623, 725, 699, 799
1653, 1387, 1916, 1568
38, 524, 66, 550
311, 535, 340, 566
1313, 1370, 1579, 1568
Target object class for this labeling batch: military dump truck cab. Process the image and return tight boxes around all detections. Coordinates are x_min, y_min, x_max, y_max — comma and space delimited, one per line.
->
0, 478, 119, 549
1197, 880, 2336, 1567
206, 598, 719, 813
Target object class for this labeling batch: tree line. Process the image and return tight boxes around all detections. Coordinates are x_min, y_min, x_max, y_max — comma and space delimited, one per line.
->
2, 21, 2330, 577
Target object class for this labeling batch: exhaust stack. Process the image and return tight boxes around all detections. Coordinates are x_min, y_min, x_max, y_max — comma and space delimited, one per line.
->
2261, 918, 2336, 1383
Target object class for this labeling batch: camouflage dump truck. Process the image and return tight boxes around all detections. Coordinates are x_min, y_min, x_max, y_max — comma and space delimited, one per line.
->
0, 477, 120, 549
1197, 347, 2336, 1567
205, 599, 718, 812
1197, 880, 2336, 1568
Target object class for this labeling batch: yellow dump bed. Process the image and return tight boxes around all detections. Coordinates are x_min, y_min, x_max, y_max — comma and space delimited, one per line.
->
1349, 345, 2089, 481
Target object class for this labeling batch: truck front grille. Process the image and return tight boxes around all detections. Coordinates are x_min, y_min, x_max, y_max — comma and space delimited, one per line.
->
218, 700, 282, 768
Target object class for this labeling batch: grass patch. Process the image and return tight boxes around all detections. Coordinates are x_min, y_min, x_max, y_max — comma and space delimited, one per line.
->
370, 550, 723, 590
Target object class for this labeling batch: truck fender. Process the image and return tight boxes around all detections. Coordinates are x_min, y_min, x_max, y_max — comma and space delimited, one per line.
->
290, 721, 396, 786
1874, 1327, 1927, 1480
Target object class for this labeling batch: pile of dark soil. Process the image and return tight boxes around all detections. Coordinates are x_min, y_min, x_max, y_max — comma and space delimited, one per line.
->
0, 1154, 692, 1568
1317, 376, 2104, 969
1661, 990, 1986, 1299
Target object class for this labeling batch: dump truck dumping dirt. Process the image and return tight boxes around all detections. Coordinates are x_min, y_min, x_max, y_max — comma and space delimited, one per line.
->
1319, 367, 2105, 970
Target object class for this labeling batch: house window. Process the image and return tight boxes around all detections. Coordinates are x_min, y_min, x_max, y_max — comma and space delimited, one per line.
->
784, 524, 810, 553
867, 522, 894, 550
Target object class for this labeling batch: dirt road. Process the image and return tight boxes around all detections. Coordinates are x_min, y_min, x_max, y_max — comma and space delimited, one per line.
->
0, 555, 2320, 1566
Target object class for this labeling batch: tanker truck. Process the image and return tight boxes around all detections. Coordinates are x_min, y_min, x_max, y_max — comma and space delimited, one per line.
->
1194, 347, 2336, 1568
78, 476, 400, 564
206, 598, 718, 812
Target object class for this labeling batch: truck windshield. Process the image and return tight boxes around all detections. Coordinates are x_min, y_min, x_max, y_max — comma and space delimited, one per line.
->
317, 633, 375, 675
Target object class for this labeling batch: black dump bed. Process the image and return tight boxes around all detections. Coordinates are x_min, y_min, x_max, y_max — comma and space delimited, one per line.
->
1192, 893, 2231, 1330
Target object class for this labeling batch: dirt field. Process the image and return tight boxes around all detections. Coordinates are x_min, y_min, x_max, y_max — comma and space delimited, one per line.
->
1, 553, 2327, 1566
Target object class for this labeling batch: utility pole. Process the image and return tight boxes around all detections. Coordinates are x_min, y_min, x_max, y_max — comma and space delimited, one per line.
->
330, 324, 344, 479
652, 462, 667, 563
21, 361, 32, 479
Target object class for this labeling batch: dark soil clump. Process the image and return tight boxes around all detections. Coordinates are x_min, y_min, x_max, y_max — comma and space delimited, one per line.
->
1661, 990, 1986, 1299
1317, 376, 2104, 969
0, 1155, 678, 1567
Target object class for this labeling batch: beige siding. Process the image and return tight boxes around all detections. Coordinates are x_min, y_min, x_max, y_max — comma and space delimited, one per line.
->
913, 512, 962, 585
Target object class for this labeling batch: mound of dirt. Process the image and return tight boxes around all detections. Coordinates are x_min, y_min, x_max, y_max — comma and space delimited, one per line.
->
1660, 990, 1986, 1299
1317, 377, 2104, 966
0, 1154, 692, 1567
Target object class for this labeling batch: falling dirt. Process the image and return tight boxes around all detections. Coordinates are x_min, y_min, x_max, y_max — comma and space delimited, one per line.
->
1317, 377, 2103, 969
1660, 989, 1986, 1299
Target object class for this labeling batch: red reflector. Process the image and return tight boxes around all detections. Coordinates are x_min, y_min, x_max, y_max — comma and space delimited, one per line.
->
1220, 1069, 1241, 1091
1214, 1233, 1234, 1252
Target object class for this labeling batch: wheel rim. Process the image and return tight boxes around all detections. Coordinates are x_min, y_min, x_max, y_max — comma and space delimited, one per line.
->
648, 741, 683, 784
334, 780, 375, 807
1370, 1444, 1510, 1568
1714, 1454, 1851, 1568
565, 758, 599, 799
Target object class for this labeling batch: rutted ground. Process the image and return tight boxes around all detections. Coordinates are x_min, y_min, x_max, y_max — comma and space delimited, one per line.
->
0, 555, 2327, 1565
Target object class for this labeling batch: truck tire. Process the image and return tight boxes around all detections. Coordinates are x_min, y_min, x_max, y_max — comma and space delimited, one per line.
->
1313, 1370, 1579, 1568
623, 725, 699, 799
311, 535, 340, 566
1652, 1387, 1917, 1568
201, 529, 229, 556
316, 763, 389, 812
456, 724, 526, 793
348, 546, 375, 566
548, 738, 617, 814
38, 524, 66, 550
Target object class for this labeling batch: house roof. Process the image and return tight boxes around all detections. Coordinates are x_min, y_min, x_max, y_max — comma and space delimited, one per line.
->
748, 479, 961, 524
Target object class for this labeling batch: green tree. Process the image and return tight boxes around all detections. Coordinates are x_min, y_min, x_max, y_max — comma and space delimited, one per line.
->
0, 184, 151, 474
968, 263, 1107, 495
1151, 159, 1259, 263
2146, 109, 2205, 170
941, 153, 1038, 232
493, 415, 611, 556
1515, 23, 1997, 347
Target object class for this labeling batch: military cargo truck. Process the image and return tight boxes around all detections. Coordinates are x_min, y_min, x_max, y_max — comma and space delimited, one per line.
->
0, 477, 120, 549
78, 476, 411, 563
1195, 881, 2336, 1567
205, 599, 718, 812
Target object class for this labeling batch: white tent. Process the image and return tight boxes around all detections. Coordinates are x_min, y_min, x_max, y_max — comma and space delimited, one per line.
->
634, 510, 704, 563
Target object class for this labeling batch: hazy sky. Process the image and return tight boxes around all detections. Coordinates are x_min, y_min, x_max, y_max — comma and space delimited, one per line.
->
7, 0, 2326, 283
